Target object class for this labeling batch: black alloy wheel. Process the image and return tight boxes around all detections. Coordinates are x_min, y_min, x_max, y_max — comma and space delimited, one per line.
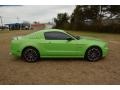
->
22, 47, 40, 62
85, 47, 102, 61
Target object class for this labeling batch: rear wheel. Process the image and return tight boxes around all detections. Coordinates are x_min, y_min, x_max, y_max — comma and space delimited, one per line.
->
85, 46, 102, 62
22, 47, 40, 62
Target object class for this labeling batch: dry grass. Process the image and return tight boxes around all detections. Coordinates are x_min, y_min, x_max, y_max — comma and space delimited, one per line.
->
0, 30, 120, 85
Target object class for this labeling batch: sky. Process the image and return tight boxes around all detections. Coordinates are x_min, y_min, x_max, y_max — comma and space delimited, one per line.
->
0, 5, 75, 24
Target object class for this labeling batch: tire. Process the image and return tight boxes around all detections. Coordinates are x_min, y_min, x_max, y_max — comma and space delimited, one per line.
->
85, 46, 102, 62
22, 47, 40, 62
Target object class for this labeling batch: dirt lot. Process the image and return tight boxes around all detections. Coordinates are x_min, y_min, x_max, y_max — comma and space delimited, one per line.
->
0, 30, 120, 85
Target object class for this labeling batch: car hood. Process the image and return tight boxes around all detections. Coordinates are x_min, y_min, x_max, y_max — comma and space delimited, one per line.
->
80, 36, 103, 41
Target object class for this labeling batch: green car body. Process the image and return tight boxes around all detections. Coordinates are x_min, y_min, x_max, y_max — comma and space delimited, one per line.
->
10, 29, 108, 62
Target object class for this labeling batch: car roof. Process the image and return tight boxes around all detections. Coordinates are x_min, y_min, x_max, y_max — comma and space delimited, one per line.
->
25, 29, 65, 39
38, 29, 65, 33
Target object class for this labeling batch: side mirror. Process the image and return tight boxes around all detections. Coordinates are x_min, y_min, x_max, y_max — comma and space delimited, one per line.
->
66, 37, 73, 41
75, 36, 80, 40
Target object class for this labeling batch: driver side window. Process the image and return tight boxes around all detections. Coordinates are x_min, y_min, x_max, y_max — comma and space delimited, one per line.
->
44, 31, 73, 40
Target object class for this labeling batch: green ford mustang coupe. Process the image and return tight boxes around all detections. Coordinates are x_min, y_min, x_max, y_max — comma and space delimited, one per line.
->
10, 29, 108, 62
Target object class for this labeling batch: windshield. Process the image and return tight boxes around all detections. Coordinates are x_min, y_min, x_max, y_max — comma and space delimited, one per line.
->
67, 32, 80, 40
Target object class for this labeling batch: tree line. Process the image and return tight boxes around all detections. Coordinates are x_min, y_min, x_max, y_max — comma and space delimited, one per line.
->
53, 5, 120, 33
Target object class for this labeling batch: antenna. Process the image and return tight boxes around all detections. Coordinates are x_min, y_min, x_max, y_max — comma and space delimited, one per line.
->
0, 16, 3, 30
16, 16, 21, 30
16, 16, 20, 23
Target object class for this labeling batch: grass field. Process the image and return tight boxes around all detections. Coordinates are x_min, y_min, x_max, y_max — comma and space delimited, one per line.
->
0, 29, 120, 84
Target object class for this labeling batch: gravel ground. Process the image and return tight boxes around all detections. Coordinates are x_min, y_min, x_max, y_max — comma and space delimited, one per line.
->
0, 30, 120, 85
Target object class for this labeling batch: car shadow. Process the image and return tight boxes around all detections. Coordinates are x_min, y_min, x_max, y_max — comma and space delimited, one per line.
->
40, 58, 86, 62
39, 57, 105, 63
11, 56, 88, 63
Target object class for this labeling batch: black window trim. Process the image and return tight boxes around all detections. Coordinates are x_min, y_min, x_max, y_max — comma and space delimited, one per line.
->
44, 31, 75, 40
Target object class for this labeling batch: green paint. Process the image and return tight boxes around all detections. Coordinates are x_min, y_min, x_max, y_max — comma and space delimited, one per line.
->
10, 29, 108, 59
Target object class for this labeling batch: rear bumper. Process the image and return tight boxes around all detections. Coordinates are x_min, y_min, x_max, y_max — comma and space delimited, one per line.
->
10, 49, 21, 57
10, 40, 21, 57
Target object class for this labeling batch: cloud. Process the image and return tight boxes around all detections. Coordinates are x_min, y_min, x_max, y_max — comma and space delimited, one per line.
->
0, 5, 75, 24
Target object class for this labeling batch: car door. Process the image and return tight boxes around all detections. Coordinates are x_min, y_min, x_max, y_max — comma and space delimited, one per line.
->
43, 31, 79, 57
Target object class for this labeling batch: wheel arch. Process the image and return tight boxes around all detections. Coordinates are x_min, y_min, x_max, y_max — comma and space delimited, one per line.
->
21, 46, 40, 57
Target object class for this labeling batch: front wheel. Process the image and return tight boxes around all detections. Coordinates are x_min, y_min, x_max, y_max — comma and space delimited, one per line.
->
22, 47, 40, 62
85, 47, 102, 62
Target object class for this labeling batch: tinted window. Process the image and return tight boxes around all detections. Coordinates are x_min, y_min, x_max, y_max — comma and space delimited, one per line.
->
44, 31, 73, 40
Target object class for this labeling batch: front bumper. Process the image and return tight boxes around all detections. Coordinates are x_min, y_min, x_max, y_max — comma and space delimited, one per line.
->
102, 47, 109, 57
